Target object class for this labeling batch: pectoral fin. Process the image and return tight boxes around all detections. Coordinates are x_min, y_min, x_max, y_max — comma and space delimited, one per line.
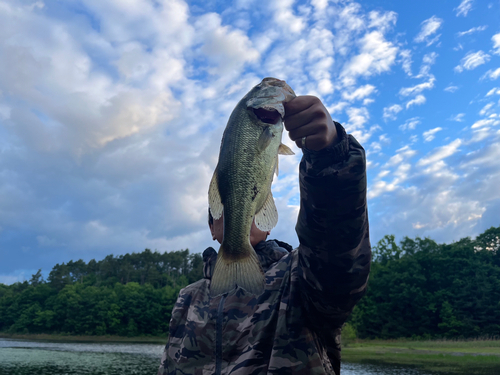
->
254, 192, 278, 231
257, 126, 273, 152
278, 143, 294, 155
275, 144, 294, 176
208, 170, 223, 220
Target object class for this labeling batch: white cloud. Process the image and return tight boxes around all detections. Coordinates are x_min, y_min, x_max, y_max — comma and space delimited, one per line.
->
327, 101, 349, 114
444, 85, 459, 93
344, 107, 380, 143
311, 0, 328, 11
269, 0, 306, 34
0, 272, 31, 284
333, 2, 365, 34
341, 30, 398, 86
481, 68, 500, 81
195, 13, 260, 76
345, 106, 370, 129
414, 16, 443, 45
258, 11, 338, 95
368, 146, 416, 199
449, 113, 465, 122
399, 117, 420, 131
370, 142, 382, 153
376, 170, 390, 179
469, 127, 494, 142
423, 127, 443, 142
471, 118, 500, 129
379, 134, 390, 144
486, 87, 500, 96
369, 135, 500, 245
368, 163, 412, 199
493, 33, 500, 55
417, 139, 462, 166
456, 25, 487, 37
399, 76, 435, 96
454, 51, 491, 73
399, 49, 412, 76
368, 180, 397, 199
342, 84, 376, 101
406, 95, 426, 109
386, 145, 417, 167
416, 52, 438, 78
3, 0, 500, 282
455, 0, 474, 17
479, 102, 495, 116
368, 10, 397, 33
0, 0, 289, 273
383, 104, 403, 121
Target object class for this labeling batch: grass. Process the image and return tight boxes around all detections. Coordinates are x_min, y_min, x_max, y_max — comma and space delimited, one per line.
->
342, 338, 500, 374
0, 332, 167, 344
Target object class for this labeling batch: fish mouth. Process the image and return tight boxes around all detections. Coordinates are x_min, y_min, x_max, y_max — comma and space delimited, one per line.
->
253, 108, 282, 124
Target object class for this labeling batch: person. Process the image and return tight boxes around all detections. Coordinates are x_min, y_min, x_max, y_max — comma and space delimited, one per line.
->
158, 96, 371, 375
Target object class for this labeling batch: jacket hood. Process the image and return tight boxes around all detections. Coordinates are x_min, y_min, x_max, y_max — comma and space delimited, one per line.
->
202, 240, 291, 279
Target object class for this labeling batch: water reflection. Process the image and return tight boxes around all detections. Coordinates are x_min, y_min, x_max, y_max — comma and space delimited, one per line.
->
343, 362, 437, 375
0, 338, 451, 375
0, 339, 164, 375
0, 338, 164, 355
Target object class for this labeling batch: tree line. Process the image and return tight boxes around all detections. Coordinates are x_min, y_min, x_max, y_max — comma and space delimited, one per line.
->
1, 225, 499, 339
350, 225, 500, 339
0, 249, 203, 336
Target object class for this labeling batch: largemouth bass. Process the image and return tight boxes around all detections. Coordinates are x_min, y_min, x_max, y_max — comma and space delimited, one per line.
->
208, 77, 296, 296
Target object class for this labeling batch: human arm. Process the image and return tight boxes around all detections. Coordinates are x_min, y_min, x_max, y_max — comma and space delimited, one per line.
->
284, 96, 371, 328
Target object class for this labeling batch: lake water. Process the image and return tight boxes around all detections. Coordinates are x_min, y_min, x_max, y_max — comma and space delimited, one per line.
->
0, 338, 441, 375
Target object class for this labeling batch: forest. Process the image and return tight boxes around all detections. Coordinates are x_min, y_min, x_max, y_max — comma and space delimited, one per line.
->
0, 249, 203, 336
1, 225, 499, 339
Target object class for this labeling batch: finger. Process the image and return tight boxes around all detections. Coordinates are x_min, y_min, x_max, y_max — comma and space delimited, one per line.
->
288, 121, 329, 142
283, 96, 318, 119
294, 133, 324, 151
284, 99, 328, 132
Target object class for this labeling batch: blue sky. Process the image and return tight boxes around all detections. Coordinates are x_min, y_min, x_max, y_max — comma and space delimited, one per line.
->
1, 0, 500, 284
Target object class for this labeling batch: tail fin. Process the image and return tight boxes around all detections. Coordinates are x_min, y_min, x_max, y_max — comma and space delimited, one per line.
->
210, 244, 265, 297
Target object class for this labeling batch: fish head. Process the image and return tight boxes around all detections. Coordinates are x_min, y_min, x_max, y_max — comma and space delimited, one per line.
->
259, 77, 296, 99
245, 77, 296, 125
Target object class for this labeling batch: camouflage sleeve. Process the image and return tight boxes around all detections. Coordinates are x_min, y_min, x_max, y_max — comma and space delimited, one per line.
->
295, 121, 371, 330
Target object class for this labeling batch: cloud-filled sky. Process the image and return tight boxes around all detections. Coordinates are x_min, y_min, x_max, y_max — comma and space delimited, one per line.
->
1, 0, 500, 283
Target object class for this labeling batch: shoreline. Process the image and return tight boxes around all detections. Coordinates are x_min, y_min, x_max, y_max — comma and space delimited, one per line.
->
0, 332, 167, 344
342, 339, 500, 374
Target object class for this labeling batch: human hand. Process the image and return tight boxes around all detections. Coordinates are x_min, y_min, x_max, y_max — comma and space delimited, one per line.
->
283, 96, 338, 151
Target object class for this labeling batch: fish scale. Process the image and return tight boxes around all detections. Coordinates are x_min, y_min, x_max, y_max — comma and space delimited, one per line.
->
208, 77, 296, 296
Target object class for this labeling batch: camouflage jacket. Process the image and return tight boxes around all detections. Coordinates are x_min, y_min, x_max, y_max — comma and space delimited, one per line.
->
158, 123, 371, 375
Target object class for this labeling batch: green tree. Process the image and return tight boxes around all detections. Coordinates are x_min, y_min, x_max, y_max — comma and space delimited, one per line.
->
29, 269, 44, 286
352, 227, 500, 339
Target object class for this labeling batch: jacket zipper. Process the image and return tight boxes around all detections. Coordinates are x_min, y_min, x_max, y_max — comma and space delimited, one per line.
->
215, 293, 227, 375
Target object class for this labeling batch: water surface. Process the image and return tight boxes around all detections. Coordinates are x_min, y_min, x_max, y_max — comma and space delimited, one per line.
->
0, 338, 446, 374
0, 339, 163, 375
